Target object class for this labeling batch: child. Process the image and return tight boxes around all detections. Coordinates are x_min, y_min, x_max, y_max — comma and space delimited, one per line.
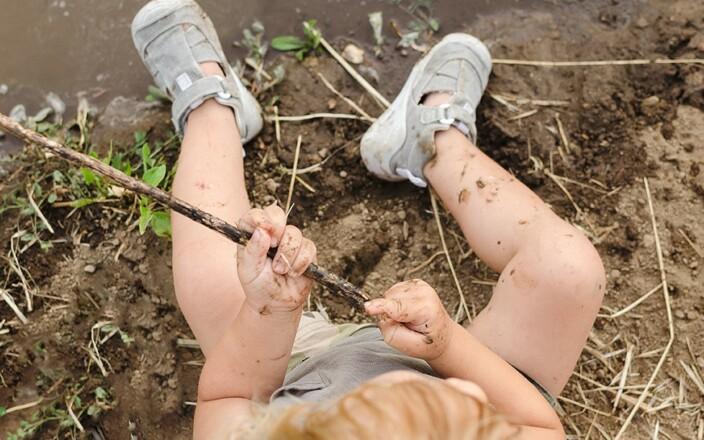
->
132, 1, 605, 438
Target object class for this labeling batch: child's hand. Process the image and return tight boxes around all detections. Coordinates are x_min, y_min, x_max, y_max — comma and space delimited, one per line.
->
237, 205, 317, 315
365, 279, 453, 361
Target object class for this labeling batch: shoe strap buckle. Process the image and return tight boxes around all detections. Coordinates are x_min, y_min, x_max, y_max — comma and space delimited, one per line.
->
436, 104, 455, 125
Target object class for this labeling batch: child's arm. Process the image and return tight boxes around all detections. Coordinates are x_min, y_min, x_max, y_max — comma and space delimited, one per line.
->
196, 211, 316, 404
365, 280, 564, 435
430, 322, 563, 431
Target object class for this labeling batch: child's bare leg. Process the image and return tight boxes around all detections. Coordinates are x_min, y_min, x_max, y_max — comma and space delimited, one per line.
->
171, 63, 251, 356
423, 93, 605, 395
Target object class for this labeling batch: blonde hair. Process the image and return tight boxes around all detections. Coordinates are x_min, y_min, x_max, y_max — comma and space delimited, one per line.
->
242, 379, 518, 439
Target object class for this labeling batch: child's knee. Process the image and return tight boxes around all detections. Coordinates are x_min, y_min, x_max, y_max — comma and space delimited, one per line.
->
531, 224, 606, 313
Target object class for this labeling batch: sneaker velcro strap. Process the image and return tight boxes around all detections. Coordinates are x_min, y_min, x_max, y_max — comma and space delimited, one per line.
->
420, 103, 473, 127
172, 75, 238, 132
419, 101, 477, 142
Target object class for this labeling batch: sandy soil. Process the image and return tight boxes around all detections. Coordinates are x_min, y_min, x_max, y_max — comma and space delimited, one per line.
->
1, 0, 703, 438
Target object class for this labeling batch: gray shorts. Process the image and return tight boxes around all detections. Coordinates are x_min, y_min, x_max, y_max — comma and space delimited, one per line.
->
291, 311, 561, 411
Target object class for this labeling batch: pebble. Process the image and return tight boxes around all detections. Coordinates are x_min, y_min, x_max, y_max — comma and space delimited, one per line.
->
397, 210, 407, 221
674, 309, 685, 319
342, 44, 365, 64
264, 178, 280, 194
327, 99, 337, 110
689, 261, 698, 269
138, 263, 149, 274
635, 17, 648, 28
610, 269, 621, 279
0, 84, 7, 95
358, 65, 380, 84
339, 170, 348, 178
686, 310, 698, 320
641, 95, 660, 108
318, 148, 329, 158
84, 264, 96, 274
9, 104, 27, 123
45, 92, 66, 117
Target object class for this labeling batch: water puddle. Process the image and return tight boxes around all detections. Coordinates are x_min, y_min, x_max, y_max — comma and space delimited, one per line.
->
0, 0, 541, 154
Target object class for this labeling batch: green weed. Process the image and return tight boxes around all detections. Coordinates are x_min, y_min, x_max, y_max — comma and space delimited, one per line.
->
272, 19, 322, 61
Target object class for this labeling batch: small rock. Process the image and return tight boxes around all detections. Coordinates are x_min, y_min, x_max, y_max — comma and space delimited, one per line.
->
45, 92, 66, 119
84, 264, 97, 274
327, 99, 337, 110
686, 310, 698, 320
138, 263, 149, 274
397, 210, 407, 221
339, 170, 348, 178
9, 104, 27, 123
641, 96, 660, 108
264, 178, 280, 194
358, 65, 380, 84
318, 148, 329, 158
342, 44, 365, 64
0, 84, 8, 95
674, 309, 685, 319
610, 269, 621, 279
690, 260, 698, 269
687, 32, 704, 52
635, 17, 648, 28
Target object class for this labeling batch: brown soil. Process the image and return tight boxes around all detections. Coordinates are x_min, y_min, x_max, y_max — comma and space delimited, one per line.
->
1, 0, 703, 438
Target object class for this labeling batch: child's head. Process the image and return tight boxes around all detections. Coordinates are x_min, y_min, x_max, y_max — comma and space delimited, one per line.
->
246, 372, 518, 439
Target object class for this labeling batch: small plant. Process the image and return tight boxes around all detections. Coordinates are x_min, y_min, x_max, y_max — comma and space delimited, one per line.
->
145, 85, 171, 104
241, 20, 268, 62
271, 19, 322, 61
136, 136, 172, 238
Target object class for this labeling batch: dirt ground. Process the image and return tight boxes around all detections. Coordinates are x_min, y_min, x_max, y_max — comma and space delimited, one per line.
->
1, 0, 703, 438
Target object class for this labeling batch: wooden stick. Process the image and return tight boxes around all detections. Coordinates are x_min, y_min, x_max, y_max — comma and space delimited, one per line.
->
320, 36, 391, 109
0, 112, 369, 309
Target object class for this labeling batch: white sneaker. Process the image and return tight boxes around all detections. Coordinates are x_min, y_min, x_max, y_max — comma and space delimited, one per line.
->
360, 33, 492, 187
131, 0, 263, 142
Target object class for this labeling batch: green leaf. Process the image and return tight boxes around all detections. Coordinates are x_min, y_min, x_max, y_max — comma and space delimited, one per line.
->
87, 404, 101, 417
134, 131, 147, 146
138, 205, 153, 235
141, 143, 152, 169
69, 198, 98, 208
0, 406, 6, 417
95, 387, 109, 400
428, 18, 440, 32
143, 164, 166, 187
271, 36, 306, 51
80, 168, 97, 185
295, 49, 306, 61
47, 193, 57, 204
303, 19, 321, 48
150, 211, 172, 238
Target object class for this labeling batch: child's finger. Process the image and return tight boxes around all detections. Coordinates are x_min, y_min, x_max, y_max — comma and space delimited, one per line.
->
290, 238, 316, 277
263, 204, 287, 247
364, 297, 422, 323
237, 228, 271, 284
273, 225, 302, 275
377, 316, 427, 351
238, 208, 275, 237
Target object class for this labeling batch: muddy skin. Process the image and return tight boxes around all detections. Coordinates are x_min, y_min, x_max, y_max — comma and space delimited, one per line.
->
1, 0, 703, 438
